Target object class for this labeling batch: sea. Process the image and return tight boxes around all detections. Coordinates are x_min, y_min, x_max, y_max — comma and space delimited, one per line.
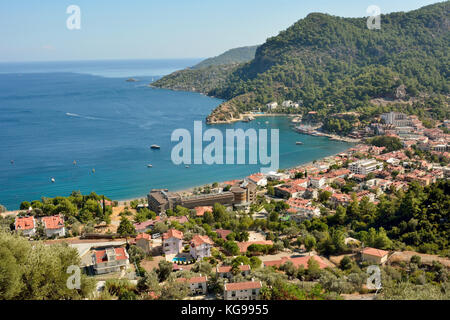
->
0, 59, 352, 210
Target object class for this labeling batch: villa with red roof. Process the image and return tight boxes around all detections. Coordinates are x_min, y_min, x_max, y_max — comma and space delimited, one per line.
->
176, 276, 208, 295
361, 247, 389, 265
15, 216, 36, 237
216, 264, 251, 279
41, 214, 65, 238
135, 233, 152, 253
92, 247, 129, 275
162, 229, 184, 255
246, 173, 267, 187
190, 235, 214, 260
224, 280, 262, 300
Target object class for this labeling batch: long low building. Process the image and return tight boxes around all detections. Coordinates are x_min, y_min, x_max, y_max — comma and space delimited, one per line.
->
148, 181, 257, 214
224, 280, 262, 300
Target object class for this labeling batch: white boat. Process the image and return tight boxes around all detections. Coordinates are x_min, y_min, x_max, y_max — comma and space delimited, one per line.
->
147, 164, 153, 168
185, 165, 190, 168
51, 178, 55, 183
150, 144, 161, 150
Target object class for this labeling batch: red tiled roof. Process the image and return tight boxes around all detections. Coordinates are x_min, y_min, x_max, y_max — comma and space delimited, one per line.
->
362, 247, 389, 258
216, 229, 232, 240
194, 206, 213, 217
190, 235, 214, 247
15, 216, 35, 230
136, 233, 151, 240
176, 276, 207, 284
163, 229, 184, 240
95, 247, 128, 264
224, 281, 261, 291
41, 215, 64, 230
168, 216, 189, 224
134, 217, 161, 230
247, 173, 264, 183
217, 265, 251, 273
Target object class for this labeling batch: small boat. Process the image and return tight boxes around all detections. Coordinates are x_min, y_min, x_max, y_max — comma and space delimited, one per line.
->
185, 165, 190, 168
150, 145, 161, 150
10, 160, 14, 165
265, 121, 269, 124
51, 177, 55, 183
73, 160, 77, 165
147, 164, 153, 168
92, 168, 96, 173
296, 141, 304, 145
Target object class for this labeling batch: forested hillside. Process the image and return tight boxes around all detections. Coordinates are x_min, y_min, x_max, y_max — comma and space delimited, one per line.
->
206, 1, 449, 123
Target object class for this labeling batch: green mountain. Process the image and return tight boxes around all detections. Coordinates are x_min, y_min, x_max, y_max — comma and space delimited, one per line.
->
193, 45, 259, 69
155, 2, 449, 125
152, 46, 258, 93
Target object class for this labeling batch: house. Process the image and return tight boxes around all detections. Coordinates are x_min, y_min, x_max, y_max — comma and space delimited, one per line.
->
162, 229, 184, 255
41, 214, 66, 238
266, 102, 278, 110
190, 235, 214, 260
216, 264, 251, 279
266, 171, 290, 181
274, 184, 306, 199
15, 216, 36, 237
361, 247, 389, 265
176, 276, 208, 295
194, 206, 213, 217
92, 247, 129, 275
246, 173, 267, 187
310, 176, 326, 189
216, 229, 232, 240
330, 193, 352, 207
135, 233, 152, 254
224, 280, 262, 300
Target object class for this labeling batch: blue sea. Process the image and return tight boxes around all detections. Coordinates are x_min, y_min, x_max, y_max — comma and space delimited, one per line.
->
0, 60, 351, 210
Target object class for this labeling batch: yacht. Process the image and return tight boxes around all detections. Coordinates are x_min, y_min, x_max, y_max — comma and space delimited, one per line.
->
147, 164, 153, 168
151, 145, 161, 150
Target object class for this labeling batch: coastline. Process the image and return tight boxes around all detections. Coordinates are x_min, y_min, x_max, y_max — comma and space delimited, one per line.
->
116, 145, 355, 206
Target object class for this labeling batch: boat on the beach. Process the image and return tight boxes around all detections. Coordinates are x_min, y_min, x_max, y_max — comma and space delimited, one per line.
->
151, 145, 161, 150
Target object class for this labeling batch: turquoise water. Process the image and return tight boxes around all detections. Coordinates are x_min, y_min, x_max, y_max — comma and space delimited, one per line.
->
173, 257, 187, 262
0, 60, 351, 210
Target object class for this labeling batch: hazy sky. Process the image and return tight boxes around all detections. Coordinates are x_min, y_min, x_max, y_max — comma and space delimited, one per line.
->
0, 0, 442, 62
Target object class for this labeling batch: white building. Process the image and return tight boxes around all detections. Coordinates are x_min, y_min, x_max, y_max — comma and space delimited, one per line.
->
349, 159, 383, 175
92, 247, 129, 275
361, 247, 389, 265
224, 280, 262, 300
41, 214, 66, 238
15, 216, 36, 237
267, 171, 290, 181
177, 276, 208, 295
310, 176, 326, 189
162, 229, 184, 255
190, 235, 214, 260
381, 112, 412, 127
246, 173, 267, 187
266, 102, 278, 110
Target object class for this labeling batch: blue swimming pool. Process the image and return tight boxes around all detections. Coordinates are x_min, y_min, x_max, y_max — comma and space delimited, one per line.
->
172, 257, 187, 262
